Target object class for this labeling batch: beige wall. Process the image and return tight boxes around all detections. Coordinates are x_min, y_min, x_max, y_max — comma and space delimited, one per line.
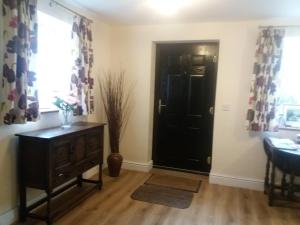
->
1, 2, 300, 222
0, 0, 111, 219
110, 19, 300, 181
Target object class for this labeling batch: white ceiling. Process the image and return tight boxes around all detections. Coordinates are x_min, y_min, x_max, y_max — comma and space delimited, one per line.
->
68, 0, 300, 25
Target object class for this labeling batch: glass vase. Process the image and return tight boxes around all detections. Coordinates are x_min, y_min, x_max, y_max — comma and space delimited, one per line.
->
62, 110, 72, 129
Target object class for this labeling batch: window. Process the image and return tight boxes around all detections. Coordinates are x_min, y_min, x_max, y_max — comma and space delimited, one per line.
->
36, 11, 73, 111
277, 33, 300, 129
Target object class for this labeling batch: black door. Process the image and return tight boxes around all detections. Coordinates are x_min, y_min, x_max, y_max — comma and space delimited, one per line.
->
152, 43, 219, 173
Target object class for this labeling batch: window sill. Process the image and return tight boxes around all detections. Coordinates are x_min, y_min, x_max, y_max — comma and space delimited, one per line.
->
40, 108, 59, 114
279, 127, 300, 132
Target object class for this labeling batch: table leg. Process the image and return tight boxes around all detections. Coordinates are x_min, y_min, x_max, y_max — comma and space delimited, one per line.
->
281, 172, 287, 196
288, 173, 295, 200
268, 163, 276, 206
264, 158, 270, 194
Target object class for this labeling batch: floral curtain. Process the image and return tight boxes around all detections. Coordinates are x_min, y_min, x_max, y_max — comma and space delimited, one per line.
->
1, 0, 39, 125
246, 28, 285, 131
70, 17, 94, 116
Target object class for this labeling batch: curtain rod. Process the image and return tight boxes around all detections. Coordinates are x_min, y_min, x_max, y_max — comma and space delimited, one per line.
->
259, 25, 300, 29
49, 0, 93, 23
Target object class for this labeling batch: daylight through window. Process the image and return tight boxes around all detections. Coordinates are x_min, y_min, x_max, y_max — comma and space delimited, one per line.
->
36, 11, 73, 110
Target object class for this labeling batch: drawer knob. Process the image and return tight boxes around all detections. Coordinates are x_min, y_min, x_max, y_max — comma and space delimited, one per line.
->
58, 173, 64, 177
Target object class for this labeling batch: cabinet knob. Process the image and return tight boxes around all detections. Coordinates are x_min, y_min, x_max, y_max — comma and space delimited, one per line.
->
58, 173, 64, 177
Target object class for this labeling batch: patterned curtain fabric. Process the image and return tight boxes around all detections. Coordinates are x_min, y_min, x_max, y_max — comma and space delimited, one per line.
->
246, 28, 285, 131
1, 0, 39, 125
70, 17, 94, 116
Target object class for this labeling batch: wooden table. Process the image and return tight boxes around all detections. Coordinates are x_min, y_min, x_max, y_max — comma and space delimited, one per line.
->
263, 137, 300, 206
16, 122, 105, 225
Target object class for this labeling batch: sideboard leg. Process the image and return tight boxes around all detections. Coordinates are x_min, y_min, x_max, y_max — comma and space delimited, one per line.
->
77, 174, 83, 187
19, 185, 27, 222
98, 164, 103, 190
47, 218, 53, 225
46, 189, 52, 225
281, 173, 287, 196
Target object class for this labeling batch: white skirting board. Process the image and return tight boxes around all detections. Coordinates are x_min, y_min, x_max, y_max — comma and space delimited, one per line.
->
209, 173, 264, 191
0, 208, 17, 225
121, 160, 153, 172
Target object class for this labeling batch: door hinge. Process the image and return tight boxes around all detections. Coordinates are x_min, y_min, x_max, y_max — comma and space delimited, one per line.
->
209, 106, 214, 115
207, 156, 211, 165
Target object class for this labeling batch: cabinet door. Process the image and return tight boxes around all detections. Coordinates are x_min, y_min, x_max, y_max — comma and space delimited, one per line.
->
52, 138, 73, 169
52, 138, 75, 187
73, 135, 86, 163
86, 128, 103, 157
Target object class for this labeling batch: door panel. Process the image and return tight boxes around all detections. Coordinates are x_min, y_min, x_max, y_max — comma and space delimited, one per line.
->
153, 43, 218, 173
86, 129, 102, 156
187, 75, 205, 116
52, 139, 73, 169
73, 136, 86, 163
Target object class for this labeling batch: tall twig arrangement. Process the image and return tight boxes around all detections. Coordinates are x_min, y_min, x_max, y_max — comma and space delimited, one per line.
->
99, 71, 133, 153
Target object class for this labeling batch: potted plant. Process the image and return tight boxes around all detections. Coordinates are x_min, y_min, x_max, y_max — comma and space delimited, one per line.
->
99, 71, 133, 177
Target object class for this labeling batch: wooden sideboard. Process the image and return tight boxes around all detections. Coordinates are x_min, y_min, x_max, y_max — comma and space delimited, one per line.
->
16, 122, 105, 225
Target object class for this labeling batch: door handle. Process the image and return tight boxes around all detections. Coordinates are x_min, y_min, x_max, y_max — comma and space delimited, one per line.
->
209, 106, 214, 115
158, 99, 166, 114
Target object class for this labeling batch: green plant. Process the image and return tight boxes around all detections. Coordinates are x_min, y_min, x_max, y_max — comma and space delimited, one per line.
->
53, 96, 78, 112
53, 96, 79, 127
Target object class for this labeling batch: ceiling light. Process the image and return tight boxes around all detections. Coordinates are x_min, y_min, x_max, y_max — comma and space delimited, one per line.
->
147, 0, 192, 16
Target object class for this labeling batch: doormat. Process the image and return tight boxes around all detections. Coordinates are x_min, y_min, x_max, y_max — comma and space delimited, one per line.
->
131, 184, 193, 209
145, 174, 201, 193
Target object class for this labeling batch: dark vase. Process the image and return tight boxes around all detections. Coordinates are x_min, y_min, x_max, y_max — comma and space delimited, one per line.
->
107, 153, 123, 177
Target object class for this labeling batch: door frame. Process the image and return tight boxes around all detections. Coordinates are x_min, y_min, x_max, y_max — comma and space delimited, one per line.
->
151, 41, 220, 174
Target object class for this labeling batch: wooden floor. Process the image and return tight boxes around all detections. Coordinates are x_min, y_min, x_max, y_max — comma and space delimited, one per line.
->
17, 169, 300, 225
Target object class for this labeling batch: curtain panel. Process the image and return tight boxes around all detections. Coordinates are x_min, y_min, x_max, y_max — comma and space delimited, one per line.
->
1, 0, 39, 125
70, 17, 94, 116
246, 28, 285, 131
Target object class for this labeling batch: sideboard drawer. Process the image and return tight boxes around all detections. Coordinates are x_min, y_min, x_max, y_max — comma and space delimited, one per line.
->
85, 153, 101, 171
53, 165, 75, 187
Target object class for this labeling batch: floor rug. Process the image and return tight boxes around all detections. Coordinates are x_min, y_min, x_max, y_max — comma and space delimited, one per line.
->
131, 184, 193, 209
